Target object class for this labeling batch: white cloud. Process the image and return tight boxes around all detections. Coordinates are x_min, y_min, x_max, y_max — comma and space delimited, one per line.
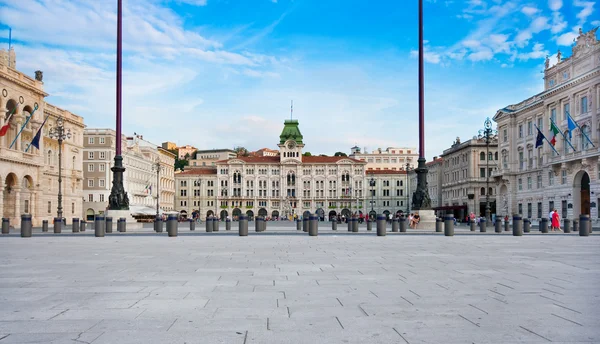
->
516, 42, 548, 60
556, 30, 579, 46
177, 0, 208, 5
574, 1, 595, 25
468, 48, 494, 61
489, 33, 511, 53
548, 0, 562, 11
521, 6, 539, 16
550, 11, 568, 34
530, 16, 551, 33
592, 20, 600, 26
515, 29, 533, 47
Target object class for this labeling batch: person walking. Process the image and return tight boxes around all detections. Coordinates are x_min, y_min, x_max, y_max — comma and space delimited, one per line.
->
551, 208, 561, 232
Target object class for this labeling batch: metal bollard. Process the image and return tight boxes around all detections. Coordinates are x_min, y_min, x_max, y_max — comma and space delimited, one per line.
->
20, 214, 32, 238
255, 216, 261, 232
189, 218, 195, 231
400, 217, 407, 232
523, 218, 531, 233
479, 218, 486, 232
94, 215, 105, 237
540, 218, 549, 233
214, 217, 220, 232
495, 218, 502, 233
392, 218, 399, 232
513, 215, 523, 236
167, 214, 178, 237
226, 218, 231, 231
444, 214, 454, 236
504, 218, 510, 232
435, 217, 443, 233
105, 217, 113, 234
563, 218, 571, 233
572, 219, 579, 233
1, 218, 9, 234
352, 217, 358, 232
238, 214, 248, 236
309, 214, 318, 236
80, 220, 86, 232
155, 216, 163, 233
206, 216, 213, 232
367, 218, 372, 231
120, 218, 127, 232
42, 220, 49, 232
347, 217, 352, 232
262, 217, 267, 232
72, 217, 80, 233
303, 217, 309, 232
579, 214, 590, 236
470, 220, 476, 232
332, 218, 337, 231
116, 218, 122, 232
53, 217, 62, 233
376, 214, 386, 236
297, 219, 302, 231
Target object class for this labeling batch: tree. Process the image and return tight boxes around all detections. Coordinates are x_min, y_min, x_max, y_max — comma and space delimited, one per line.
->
234, 146, 249, 157
334, 152, 347, 157
302, 152, 312, 157
167, 148, 189, 172
319, 154, 327, 157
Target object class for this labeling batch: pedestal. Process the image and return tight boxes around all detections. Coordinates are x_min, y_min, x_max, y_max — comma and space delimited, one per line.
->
413, 209, 436, 229
105, 210, 143, 229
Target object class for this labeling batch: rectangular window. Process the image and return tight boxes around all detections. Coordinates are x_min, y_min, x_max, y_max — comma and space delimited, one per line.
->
518, 203, 523, 215
71, 203, 75, 214
88, 194, 93, 202
88, 137, 94, 144
561, 200, 567, 219
527, 203, 532, 218
88, 152, 94, 159
581, 96, 588, 114
88, 164, 94, 172
527, 121, 532, 135
88, 179, 94, 187
99, 152, 106, 159
548, 171, 554, 185
99, 164, 105, 172
561, 170, 567, 184
518, 178, 522, 191
518, 125, 523, 138
527, 177, 532, 189
99, 137, 105, 144
99, 194, 104, 202
99, 179, 105, 187
48, 201, 52, 213
537, 202, 542, 219
551, 108, 556, 123
480, 168, 485, 178
537, 175, 542, 188
503, 129, 507, 142
537, 117, 543, 132
563, 103, 570, 119
549, 201, 554, 217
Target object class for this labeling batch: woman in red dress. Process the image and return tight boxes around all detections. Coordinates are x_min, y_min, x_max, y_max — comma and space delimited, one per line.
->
551, 208, 561, 232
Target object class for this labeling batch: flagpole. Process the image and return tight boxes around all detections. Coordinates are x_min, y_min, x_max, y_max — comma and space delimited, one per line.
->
535, 124, 559, 155
10, 104, 38, 149
25, 113, 50, 152
566, 110, 595, 148
550, 117, 576, 151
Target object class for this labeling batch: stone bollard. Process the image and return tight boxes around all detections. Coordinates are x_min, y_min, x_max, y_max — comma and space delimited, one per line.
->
540, 218, 549, 233
376, 214, 386, 236
116, 218, 122, 232
206, 216, 213, 233
155, 216, 163, 233
332, 218, 337, 231
444, 214, 454, 236
495, 218, 502, 233
400, 217, 407, 232
20, 214, 32, 238
189, 218, 196, 231
579, 214, 590, 236
297, 219, 302, 231
94, 215, 105, 237
120, 218, 127, 232
347, 217, 352, 232
1, 218, 9, 234
214, 217, 220, 232
262, 217, 267, 232
72, 218, 80, 233
255, 216, 261, 232
392, 218, 399, 232
42, 220, 49, 232
479, 218, 486, 232
523, 218, 531, 233
167, 214, 178, 237
352, 217, 358, 233
80, 220, 86, 232
504, 218, 510, 232
563, 218, 571, 233
470, 220, 476, 232
309, 214, 318, 236
572, 220, 579, 233
238, 214, 248, 236
435, 217, 443, 233
105, 217, 113, 234
226, 218, 231, 231
53, 217, 62, 233
367, 218, 373, 231
303, 217, 309, 232
513, 215, 523, 236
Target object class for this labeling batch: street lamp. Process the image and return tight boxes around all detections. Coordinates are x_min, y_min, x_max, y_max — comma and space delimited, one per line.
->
152, 158, 164, 219
49, 116, 71, 220
195, 177, 201, 221
405, 163, 414, 214
369, 173, 375, 218
478, 117, 498, 224
467, 193, 475, 219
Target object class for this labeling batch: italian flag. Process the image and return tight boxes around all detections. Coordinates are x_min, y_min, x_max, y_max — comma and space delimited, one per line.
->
549, 121, 560, 146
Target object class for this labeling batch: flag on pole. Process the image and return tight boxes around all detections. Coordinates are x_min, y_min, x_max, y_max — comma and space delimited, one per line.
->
567, 115, 576, 140
565, 111, 595, 148
549, 120, 560, 146
10, 104, 39, 149
28, 113, 50, 151
0, 105, 19, 137
535, 128, 545, 148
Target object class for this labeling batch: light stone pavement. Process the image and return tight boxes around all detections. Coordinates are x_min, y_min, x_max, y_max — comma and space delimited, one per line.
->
0, 222, 599, 344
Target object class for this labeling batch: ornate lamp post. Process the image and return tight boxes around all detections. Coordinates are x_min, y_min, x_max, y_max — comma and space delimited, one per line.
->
405, 163, 414, 214
478, 117, 498, 224
369, 173, 375, 218
152, 158, 164, 219
49, 116, 71, 220
195, 177, 201, 221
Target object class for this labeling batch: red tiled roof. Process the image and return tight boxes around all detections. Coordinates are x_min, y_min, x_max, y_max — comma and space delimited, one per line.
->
366, 169, 407, 175
302, 156, 365, 163
177, 168, 217, 175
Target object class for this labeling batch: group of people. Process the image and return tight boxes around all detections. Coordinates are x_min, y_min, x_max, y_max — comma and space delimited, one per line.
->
407, 213, 420, 229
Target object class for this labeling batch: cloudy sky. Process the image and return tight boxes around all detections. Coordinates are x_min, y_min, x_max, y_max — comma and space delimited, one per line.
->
0, 0, 598, 159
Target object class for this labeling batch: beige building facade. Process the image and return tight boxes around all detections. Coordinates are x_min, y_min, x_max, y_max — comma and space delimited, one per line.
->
349, 146, 418, 171
174, 168, 218, 219
189, 149, 237, 168
1, 60, 85, 226
493, 28, 599, 224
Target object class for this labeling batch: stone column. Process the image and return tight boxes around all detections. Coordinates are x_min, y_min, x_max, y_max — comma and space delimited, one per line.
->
13, 187, 21, 227
0, 185, 4, 220
15, 120, 22, 151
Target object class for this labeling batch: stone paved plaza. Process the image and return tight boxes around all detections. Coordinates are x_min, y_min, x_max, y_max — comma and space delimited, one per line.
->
1, 223, 599, 343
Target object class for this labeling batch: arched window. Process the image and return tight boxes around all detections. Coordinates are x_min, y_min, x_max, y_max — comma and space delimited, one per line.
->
488, 152, 493, 161
488, 187, 493, 196
564, 131, 570, 154
480, 187, 485, 195
47, 150, 52, 165
480, 152, 485, 160
581, 125, 591, 150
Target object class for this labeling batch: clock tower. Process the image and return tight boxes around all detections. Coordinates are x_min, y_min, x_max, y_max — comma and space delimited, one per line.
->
278, 119, 304, 163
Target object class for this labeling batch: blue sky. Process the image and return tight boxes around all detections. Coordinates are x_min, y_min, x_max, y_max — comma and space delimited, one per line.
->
0, 0, 598, 159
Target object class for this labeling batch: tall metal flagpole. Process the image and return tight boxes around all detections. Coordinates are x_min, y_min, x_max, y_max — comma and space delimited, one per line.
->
108, 0, 130, 211
412, 0, 431, 211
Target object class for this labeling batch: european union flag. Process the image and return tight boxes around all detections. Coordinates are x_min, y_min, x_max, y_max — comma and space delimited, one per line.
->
535, 128, 545, 149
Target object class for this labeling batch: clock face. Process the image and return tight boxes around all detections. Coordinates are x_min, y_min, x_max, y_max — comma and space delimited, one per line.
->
287, 141, 296, 149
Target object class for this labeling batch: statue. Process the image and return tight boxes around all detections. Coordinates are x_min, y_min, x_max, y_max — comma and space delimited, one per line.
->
502, 194, 508, 215
34, 70, 43, 82
545, 55, 549, 69
557, 49, 561, 62
579, 28, 583, 36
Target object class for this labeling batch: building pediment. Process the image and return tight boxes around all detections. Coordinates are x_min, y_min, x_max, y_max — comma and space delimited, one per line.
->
282, 159, 300, 165
228, 159, 246, 165
336, 159, 355, 165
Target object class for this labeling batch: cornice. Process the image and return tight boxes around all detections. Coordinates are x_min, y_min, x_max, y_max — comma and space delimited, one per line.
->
541, 68, 600, 98
1, 73, 49, 98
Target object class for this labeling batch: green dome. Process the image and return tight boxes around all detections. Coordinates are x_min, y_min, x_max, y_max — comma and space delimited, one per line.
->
279, 119, 303, 144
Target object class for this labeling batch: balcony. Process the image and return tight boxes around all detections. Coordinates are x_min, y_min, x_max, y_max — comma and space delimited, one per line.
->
0, 147, 44, 166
